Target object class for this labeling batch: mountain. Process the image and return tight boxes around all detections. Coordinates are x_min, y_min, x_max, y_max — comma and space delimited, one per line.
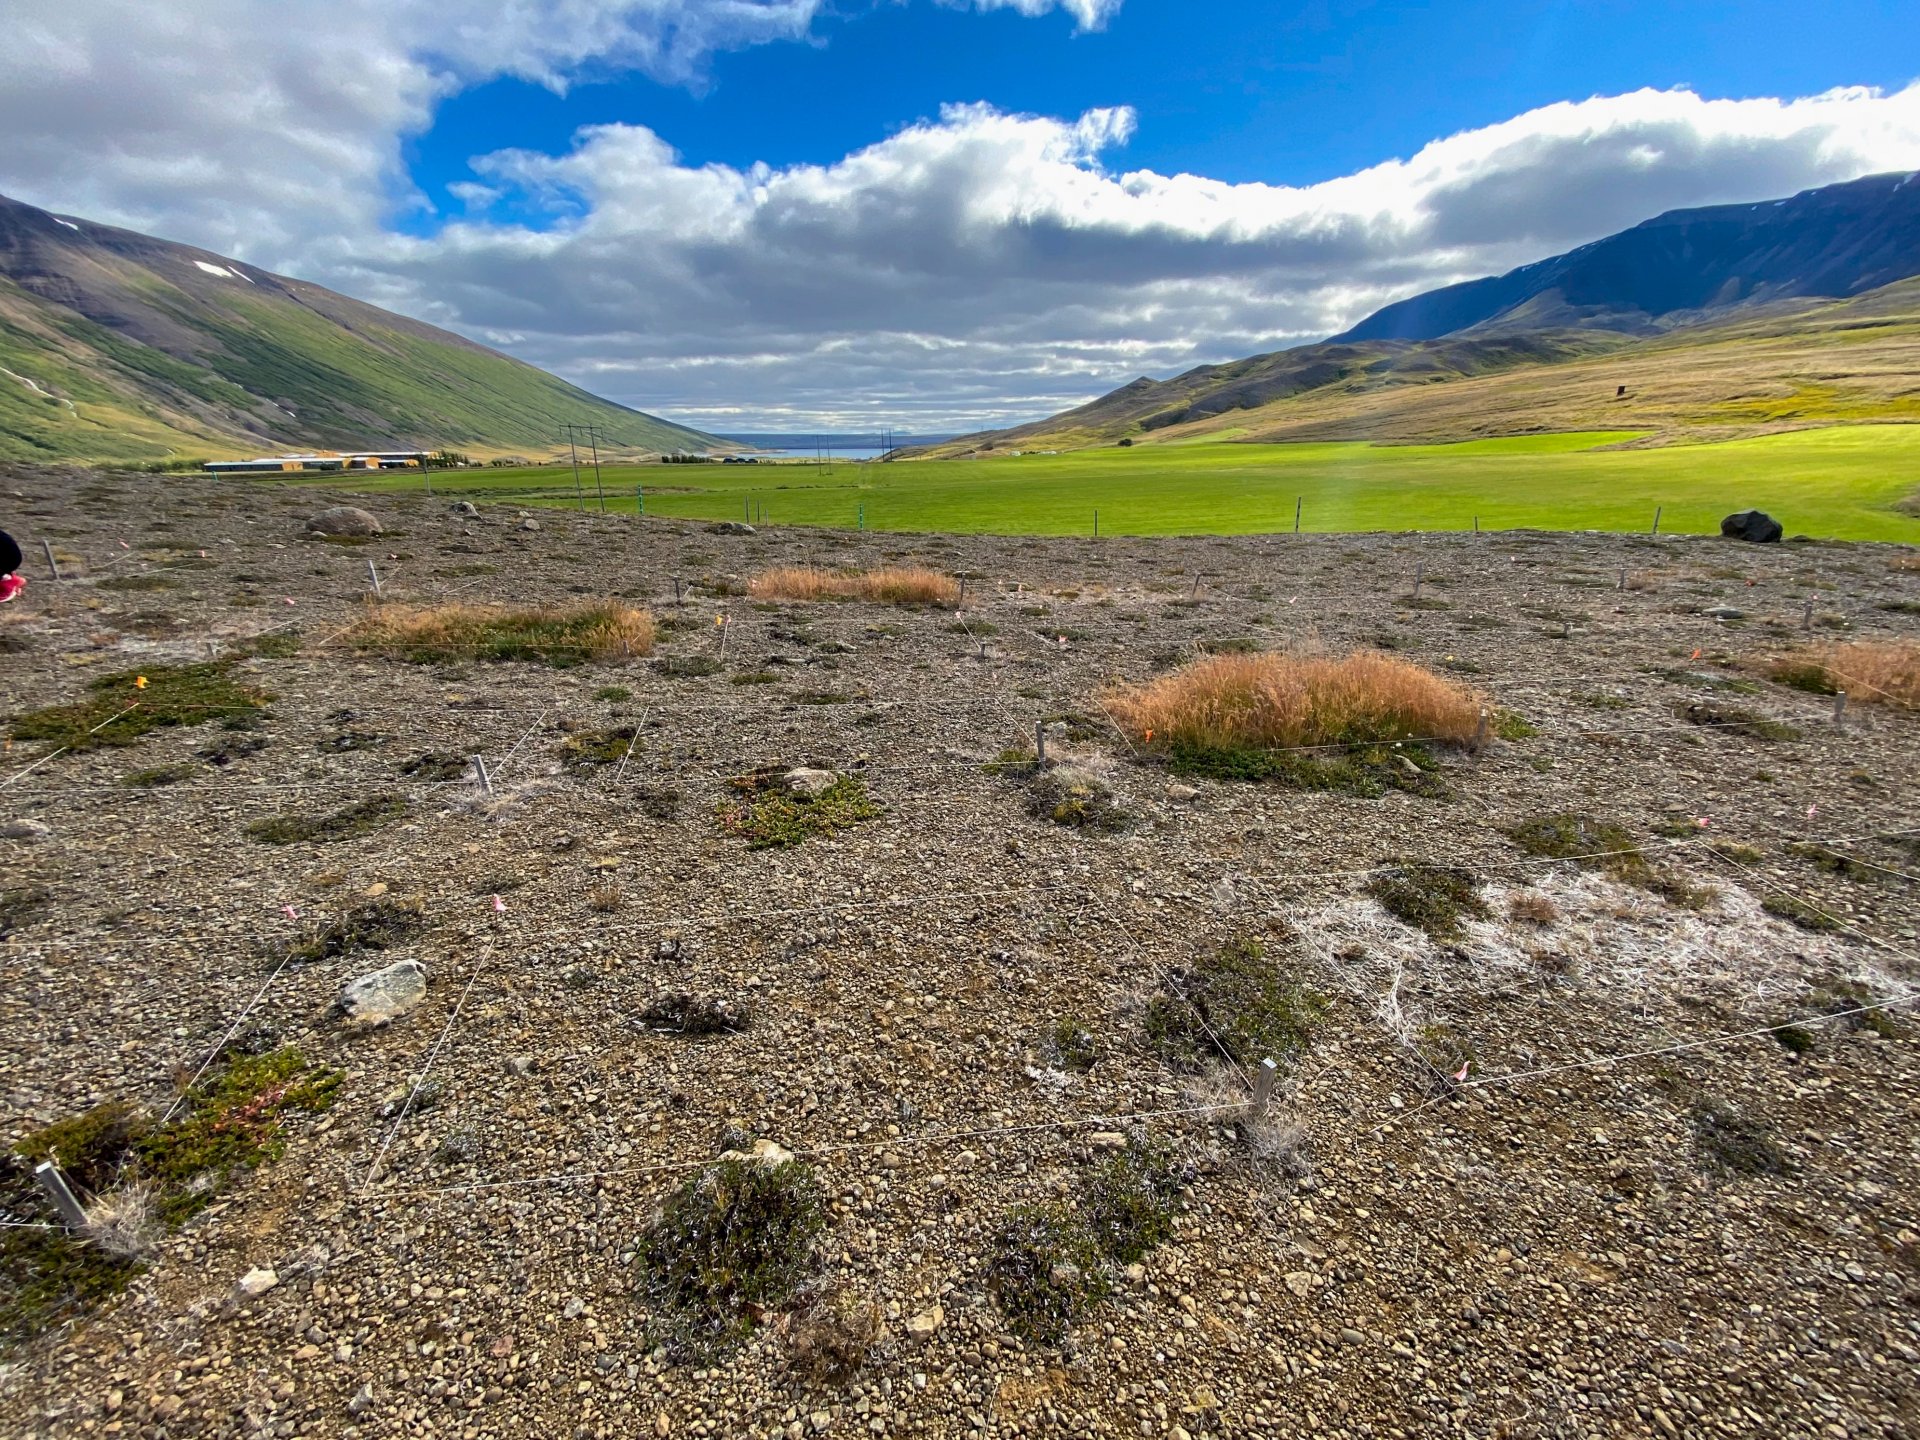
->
918, 174, 1920, 457
1337, 171, 1920, 342
0, 193, 721, 463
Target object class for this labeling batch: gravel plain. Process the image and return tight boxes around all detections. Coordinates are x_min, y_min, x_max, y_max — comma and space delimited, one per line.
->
1, 464, 1918, 1439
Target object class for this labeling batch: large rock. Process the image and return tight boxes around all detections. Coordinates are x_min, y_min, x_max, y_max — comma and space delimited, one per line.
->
336, 959, 427, 1027
304, 506, 383, 538
783, 767, 839, 797
1720, 510, 1783, 543
708, 521, 756, 536
448, 501, 478, 516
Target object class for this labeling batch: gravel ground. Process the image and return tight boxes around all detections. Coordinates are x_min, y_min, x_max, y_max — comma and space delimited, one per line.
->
2, 465, 1918, 1440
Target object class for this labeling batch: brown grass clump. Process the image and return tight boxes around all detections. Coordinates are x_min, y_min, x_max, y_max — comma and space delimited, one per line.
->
1507, 891, 1559, 926
1772, 640, 1920, 709
1890, 554, 1920, 574
345, 599, 655, 666
747, 566, 959, 608
1105, 649, 1484, 753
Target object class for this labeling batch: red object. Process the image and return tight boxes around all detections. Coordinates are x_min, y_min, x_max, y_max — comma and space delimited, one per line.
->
0, 573, 24, 604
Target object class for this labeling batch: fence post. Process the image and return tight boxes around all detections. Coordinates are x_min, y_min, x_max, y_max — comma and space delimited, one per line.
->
1651, 506, 1662, 536
1293, 497, 1302, 534
1251, 1058, 1278, 1119
367, 559, 381, 595
34, 1162, 87, 1227
1474, 707, 1489, 755
1833, 691, 1848, 727
1034, 720, 1047, 767
472, 755, 495, 795
41, 539, 59, 581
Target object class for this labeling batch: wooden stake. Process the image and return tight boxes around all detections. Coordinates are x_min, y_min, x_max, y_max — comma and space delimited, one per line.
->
1034, 720, 1047, 767
672, 576, 685, 606
41, 539, 58, 581
1833, 691, 1848, 726
1802, 597, 1814, 631
33, 1162, 86, 1227
1251, 1058, 1278, 1118
1472, 515, 1479, 536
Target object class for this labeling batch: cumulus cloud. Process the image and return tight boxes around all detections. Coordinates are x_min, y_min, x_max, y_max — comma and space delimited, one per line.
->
3, 1, 1919, 429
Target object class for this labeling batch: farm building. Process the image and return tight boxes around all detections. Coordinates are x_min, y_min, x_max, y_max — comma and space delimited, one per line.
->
205, 451, 427, 474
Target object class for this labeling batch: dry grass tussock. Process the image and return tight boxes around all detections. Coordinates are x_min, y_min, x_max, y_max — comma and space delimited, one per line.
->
1777, 640, 1920, 709
747, 565, 960, 608
1106, 649, 1483, 752
346, 599, 655, 665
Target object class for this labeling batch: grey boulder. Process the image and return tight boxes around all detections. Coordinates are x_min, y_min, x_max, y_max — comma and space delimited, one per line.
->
303, 506, 383, 538
337, 959, 427, 1027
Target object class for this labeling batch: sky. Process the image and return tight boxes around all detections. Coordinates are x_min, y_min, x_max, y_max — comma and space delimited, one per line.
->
4, 0, 1920, 433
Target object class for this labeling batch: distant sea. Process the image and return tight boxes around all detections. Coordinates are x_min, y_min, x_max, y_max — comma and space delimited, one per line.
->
718, 432, 955, 461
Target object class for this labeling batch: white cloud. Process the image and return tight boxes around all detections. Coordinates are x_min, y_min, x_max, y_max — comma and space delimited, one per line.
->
2, 0, 1918, 430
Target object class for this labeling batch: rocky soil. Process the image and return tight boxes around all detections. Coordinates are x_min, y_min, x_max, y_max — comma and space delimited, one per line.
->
2, 464, 1918, 1439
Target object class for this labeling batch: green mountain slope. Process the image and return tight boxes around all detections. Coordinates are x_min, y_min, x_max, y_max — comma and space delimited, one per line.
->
0, 193, 721, 462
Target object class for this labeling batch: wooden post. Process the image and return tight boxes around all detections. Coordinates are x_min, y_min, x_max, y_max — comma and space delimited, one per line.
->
1833, 691, 1848, 726
1472, 515, 1480, 536
1093, 509, 1099, 537
672, 576, 685, 606
1802, 597, 1814, 631
472, 755, 494, 795
1251, 1058, 1278, 1118
1034, 720, 1047, 767
957, 577, 966, 608
1617, 566, 1627, 592
1474, 708, 1489, 754
41, 540, 58, 581
33, 1163, 86, 1228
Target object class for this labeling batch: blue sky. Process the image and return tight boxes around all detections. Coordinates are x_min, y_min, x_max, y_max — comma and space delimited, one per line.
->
3, 0, 1919, 430
407, 0, 1918, 228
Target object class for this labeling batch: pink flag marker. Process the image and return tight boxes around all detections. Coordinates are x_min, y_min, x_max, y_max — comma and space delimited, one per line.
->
492, 894, 506, 913
282, 904, 299, 920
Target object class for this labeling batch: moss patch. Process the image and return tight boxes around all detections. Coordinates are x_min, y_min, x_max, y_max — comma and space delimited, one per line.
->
9, 662, 268, 753
1080, 1141, 1183, 1263
1166, 739, 1447, 799
245, 793, 406, 845
638, 1157, 825, 1359
1507, 812, 1651, 882
986, 1203, 1108, 1346
718, 773, 879, 850
1144, 935, 1326, 1071
1025, 766, 1133, 833
1689, 1099, 1791, 1176
278, 897, 425, 965
1367, 864, 1488, 940
557, 725, 640, 773
1762, 893, 1839, 933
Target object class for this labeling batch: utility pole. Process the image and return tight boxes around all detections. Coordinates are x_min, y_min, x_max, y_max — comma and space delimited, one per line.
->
587, 425, 606, 514
564, 426, 585, 512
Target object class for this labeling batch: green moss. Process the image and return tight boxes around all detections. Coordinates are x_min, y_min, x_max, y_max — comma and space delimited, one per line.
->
120, 762, 198, 788
557, 725, 640, 773
1144, 936, 1326, 1071
986, 1203, 1108, 1346
1788, 844, 1879, 882
1490, 710, 1537, 740
140, 1048, 341, 1221
1051, 1017, 1098, 1073
1507, 812, 1650, 882
0, 1183, 143, 1349
244, 793, 406, 845
1762, 893, 1839, 932
638, 1157, 824, 1359
593, 685, 633, 702
9, 662, 268, 753
1770, 1024, 1816, 1054
1367, 864, 1488, 940
1026, 767, 1133, 833
718, 775, 879, 850
1807, 981, 1903, 1039
1080, 1141, 1182, 1263
653, 654, 725, 678
399, 751, 471, 782
1678, 702, 1802, 741
14, 1103, 150, 1195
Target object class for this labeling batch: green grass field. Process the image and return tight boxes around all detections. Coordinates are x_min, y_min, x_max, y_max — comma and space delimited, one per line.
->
325, 426, 1920, 542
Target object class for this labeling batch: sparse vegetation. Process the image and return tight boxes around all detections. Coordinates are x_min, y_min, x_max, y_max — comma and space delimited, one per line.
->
1079, 1140, 1183, 1263
277, 897, 425, 964
1762, 893, 1839, 932
1678, 701, 1801, 740
638, 993, 750, 1035
557, 725, 639, 773
1024, 763, 1133, 832
1367, 864, 1488, 939
1689, 1098, 1791, 1176
1767, 640, 1920, 708
346, 599, 654, 667
986, 1203, 1108, 1346
719, 772, 879, 849
1144, 935, 1326, 1071
1507, 813, 1650, 883
1051, 1016, 1098, 1072
9, 662, 268, 753
638, 1157, 825, 1358
748, 565, 960, 608
245, 793, 406, 845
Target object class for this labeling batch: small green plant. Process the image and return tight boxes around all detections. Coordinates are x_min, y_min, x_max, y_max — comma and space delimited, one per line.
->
638, 1157, 825, 1359
1079, 1140, 1182, 1263
10, 662, 268, 753
399, 751, 471, 782
1689, 1098, 1790, 1176
1507, 813, 1650, 882
1051, 1016, 1098, 1072
718, 773, 879, 850
1165, 739, 1447, 799
594, 685, 633, 702
1143, 936, 1326, 1071
1788, 844, 1878, 882
1770, 1024, 1816, 1054
245, 793, 406, 845
1366, 864, 1488, 939
1806, 980, 1902, 1038
1491, 710, 1538, 740
120, 763, 198, 788
653, 654, 725, 678
1769, 660, 1840, 695
1762, 893, 1838, 932
986, 1203, 1107, 1346
1025, 765, 1133, 833
1678, 702, 1801, 741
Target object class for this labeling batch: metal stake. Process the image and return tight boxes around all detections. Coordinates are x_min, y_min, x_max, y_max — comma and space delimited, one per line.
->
367, 559, 381, 595
41, 539, 59, 581
1034, 720, 1047, 767
1833, 691, 1848, 726
472, 755, 495, 795
1294, 496, 1302, 534
1474, 708, 1489, 754
1651, 506, 1662, 536
34, 1162, 86, 1228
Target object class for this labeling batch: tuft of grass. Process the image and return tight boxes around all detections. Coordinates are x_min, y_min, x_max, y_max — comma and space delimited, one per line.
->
594, 685, 633, 702
278, 897, 425, 964
9, 662, 268, 753
1367, 864, 1488, 940
245, 793, 406, 846
1678, 701, 1801, 741
784, 1292, 884, 1386
986, 1203, 1108, 1346
1506, 891, 1558, 925
638, 993, 750, 1035
1762, 893, 1839, 932
1807, 980, 1903, 1039
719, 774, 879, 850
1106, 649, 1483, 756
1051, 1016, 1099, 1072
1144, 935, 1326, 1072
1789, 843, 1879, 882
120, 762, 198, 788
747, 565, 960, 608
638, 1157, 825, 1359
1165, 737, 1447, 799
653, 654, 724, 678
1768, 640, 1920, 708
345, 599, 654, 667
1689, 1098, 1791, 1177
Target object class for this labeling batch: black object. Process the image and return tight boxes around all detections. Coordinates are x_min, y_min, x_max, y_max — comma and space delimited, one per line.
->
0, 529, 20, 576
1720, 510, 1784, 543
